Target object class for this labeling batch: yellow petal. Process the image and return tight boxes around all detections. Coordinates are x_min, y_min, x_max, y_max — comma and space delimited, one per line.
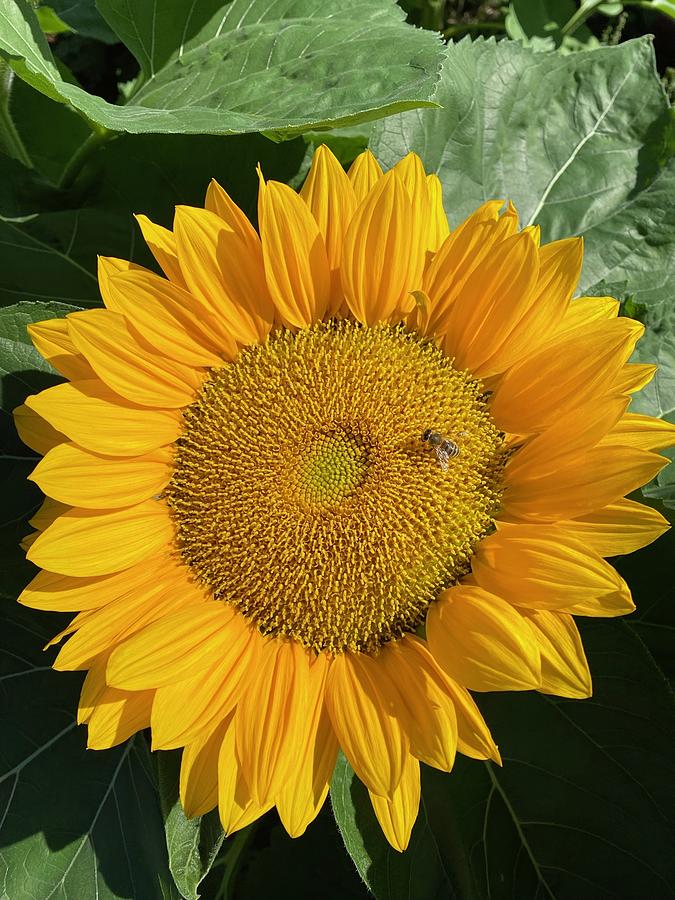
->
202, 187, 276, 336
347, 149, 383, 202
259, 178, 330, 328
442, 230, 540, 377
29, 442, 172, 509
87, 687, 154, 749
28, 318, 95, 381
78, 654, 109, 723
472, 523, 634, 617
613, 363, 656, 395
28, 500, 173, 577
369, 754, 420, 852
104, 267, 228, 366
504, 446, 667, 522
521, 609, 592, 699
489, 318, 644, 434
425, 174, 449, 252
13, 404, 64, 456
107, 603, 239, 691
300, 144, 357, 314
97, 256, 142, 308
205, 179, 260, 247
421, 219, 497, 337
505, 395, 629, 483
135, 215, 186, 286
420, 199, 520, 337
599, 413, 675, 452
325, 650, 408, 797
379, 636, 457, 772
151, 619, 258, 750
235, 638, 310, 806
441, 677, 501, 763
341, 171, 424, 325
554, 295, 620, 339
218, 714, 274, 834
276, 654, 338, 838
29, 496, 67, 532
174, 205, 273, 345
25, 380, 182, 456
53, 562, 207, 671
391, 153, 434, 249
479, 236, 583, 375
67, 308, 201, 408
559, 498, 669, 557
181, 717, 230, 817
427, 584, 541, 692
19, 552, 173, 612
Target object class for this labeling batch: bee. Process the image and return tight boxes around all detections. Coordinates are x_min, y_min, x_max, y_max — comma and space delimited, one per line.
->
421, 429, 465, 471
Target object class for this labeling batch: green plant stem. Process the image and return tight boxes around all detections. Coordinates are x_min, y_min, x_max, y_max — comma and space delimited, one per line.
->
443, 20, 506, 39
216, 822, 257, 900
0, 65, 33, 168
420, 0, 447, 32
561, 0, 611, 36
57, 126, 111, 190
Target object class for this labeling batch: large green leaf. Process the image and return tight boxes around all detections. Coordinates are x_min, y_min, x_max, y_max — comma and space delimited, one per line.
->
369, 35, 675, 431
0, 597, 179, 899
369, 37, 673, 304
332, 619, 675, 899
0, 0, 443, 136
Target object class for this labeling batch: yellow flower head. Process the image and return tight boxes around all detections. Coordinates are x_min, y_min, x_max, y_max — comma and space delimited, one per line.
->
15, 147, 675, 851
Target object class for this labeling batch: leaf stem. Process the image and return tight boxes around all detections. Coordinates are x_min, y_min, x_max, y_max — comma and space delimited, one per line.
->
561, 0, 607, 36
216, 822, 257, 900
0, 64, 33, 168
420, 0, 447, 32
57, 126, 111, 190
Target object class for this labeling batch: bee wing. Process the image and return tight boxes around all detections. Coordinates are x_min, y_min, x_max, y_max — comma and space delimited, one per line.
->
435, 447, 450, 471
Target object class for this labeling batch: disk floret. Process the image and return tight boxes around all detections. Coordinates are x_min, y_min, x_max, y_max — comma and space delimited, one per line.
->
167, 321, 505, 653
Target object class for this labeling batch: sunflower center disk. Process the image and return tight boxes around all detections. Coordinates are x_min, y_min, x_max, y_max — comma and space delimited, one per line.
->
167, 322, 505, 654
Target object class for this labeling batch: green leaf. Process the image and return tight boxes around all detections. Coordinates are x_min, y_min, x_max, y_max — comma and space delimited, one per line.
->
90, 131, 306, 225
0, 605, 180, 899
49, 0, 119, 43
369, 36, 675, 422
0, 129, 307, 310
156, 750, 225, 900
0, 300, 78, 454
9, 76, 92, 183
0, 0, 444, 136
234, 806, 371, 900
0, 206, 141, 307
618, 507, 675, 681
332, 621, 675, 899
331, 753, 458, 900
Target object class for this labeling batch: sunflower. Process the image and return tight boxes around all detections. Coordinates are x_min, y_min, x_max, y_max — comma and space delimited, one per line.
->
15, 147, 675, 852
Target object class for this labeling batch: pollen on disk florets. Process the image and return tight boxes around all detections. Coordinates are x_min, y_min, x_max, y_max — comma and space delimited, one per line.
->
166, 321, 505, 654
